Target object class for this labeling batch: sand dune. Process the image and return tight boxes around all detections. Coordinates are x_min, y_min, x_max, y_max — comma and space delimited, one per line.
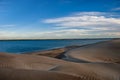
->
67, 39, 120, 63
0, 68, 82, 80
0, 39, 120, 80
0, 52, 120, 80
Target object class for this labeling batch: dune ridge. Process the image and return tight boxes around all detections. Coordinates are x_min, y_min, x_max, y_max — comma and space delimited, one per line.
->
66, 39, 120, 63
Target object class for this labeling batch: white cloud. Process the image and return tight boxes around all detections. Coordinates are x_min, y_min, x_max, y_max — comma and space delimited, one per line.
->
43, 13, 120, 27
0, 24, 16, 27
0, 30, 16, 39
112, 7, 120, 11
0, 27, 120, 39
73, 12, 107, 16
0, 12, 120, 39
42, 12, 120, 38
0, 29, 99, 39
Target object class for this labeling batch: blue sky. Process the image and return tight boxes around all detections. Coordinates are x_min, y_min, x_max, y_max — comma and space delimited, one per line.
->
0, 0, 120, 39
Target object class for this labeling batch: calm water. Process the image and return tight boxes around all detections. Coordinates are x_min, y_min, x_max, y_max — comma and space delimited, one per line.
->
0, 39, 110, 54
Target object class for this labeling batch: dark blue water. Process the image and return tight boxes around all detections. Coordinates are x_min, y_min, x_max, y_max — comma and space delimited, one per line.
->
0, 39, 110, 54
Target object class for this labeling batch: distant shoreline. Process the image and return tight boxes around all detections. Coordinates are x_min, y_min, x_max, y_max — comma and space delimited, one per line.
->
0, 38, 115, 41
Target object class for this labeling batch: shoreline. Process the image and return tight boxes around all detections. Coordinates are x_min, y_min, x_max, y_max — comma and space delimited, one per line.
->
0, 38, 113, 41
0, 38, 114, 63
0, 38, 111, 54
55, 39, 114, 62
25, 39, 112, 62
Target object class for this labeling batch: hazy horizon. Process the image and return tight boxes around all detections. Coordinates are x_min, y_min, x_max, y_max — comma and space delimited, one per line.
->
0, 38, 117, 40
0, 0, 120, 39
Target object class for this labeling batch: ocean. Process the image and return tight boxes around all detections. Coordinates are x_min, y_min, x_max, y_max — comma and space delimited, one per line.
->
0, 39, 110, 54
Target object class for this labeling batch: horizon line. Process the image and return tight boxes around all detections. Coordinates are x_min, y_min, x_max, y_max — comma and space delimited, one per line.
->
0, 38, 118, 41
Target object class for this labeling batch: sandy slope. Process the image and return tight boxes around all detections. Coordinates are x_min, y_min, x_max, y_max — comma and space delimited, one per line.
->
0, 52, 120, 80
67, 39, 120, 63
0, 68, 81, 80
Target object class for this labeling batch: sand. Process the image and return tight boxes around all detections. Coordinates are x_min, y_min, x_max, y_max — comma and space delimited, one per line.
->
0, 39, 120, 80
26, 45, 80, 58
67, 39, 120, 63
27, 48, 67, 58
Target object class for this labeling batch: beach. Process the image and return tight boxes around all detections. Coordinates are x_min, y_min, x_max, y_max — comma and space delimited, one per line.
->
0, 39, 120, 80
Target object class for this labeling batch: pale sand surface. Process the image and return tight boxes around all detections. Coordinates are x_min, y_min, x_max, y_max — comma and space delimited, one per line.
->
67, 39, 120, 63
0, 52, 120, 80
0, 39, 120, 80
